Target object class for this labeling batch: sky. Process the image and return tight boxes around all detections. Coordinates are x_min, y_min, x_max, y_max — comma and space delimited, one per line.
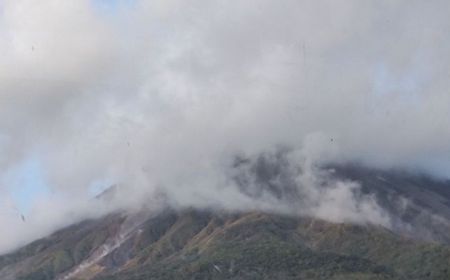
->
1, 0, 450, 254
1, 0, 128, 220
5, 156, 49, 215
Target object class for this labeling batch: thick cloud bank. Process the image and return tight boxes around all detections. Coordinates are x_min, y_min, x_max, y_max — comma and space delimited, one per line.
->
1, 0, 450, 253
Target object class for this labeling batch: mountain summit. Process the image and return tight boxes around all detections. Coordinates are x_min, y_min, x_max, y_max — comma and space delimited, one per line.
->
1, 165, 450, 280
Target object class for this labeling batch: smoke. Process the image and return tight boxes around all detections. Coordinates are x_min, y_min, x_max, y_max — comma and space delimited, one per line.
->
1, 0, 450, 253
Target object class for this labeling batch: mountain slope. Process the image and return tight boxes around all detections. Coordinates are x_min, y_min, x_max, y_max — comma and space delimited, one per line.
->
1, 209, 450, 280
2, 165, 450, 280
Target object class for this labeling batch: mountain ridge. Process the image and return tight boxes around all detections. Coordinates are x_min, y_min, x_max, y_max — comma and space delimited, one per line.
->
2, 208, 450, 280
2, 165, 450, 279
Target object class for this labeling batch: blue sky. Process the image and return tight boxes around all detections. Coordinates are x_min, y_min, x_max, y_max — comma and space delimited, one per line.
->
7, 154, 116, 214
91, 0, 136, 15
6, 156, 50, 215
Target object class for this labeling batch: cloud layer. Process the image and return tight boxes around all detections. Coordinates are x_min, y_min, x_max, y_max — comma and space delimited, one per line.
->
1, 0, 450, 253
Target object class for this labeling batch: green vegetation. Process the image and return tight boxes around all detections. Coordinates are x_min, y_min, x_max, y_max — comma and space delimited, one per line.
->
2, 210, 450, 280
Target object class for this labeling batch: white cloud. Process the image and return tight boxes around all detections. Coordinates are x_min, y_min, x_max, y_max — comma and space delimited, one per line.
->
0, 0, 449, 253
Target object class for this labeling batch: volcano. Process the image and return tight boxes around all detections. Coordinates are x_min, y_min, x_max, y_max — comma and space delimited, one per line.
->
1, 164, 450, 280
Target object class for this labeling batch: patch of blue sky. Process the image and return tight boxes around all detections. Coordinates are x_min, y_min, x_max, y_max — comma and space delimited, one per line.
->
372, 62, 420, 97
367, 59, 429, 120
5, 156, 51, 215
88, 178, 115, 198
91, 0, 137, 16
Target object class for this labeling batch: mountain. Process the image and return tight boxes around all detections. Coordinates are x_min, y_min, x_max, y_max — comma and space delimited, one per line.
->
1, 165, 450, 280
